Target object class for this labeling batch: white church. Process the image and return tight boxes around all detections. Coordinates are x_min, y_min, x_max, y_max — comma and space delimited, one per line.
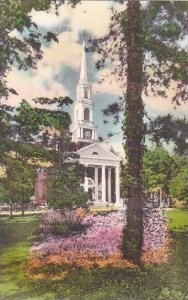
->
70, 41, 121, 206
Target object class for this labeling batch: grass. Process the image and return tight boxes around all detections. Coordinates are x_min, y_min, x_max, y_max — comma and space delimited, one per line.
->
0, 211, 188, 300
166, 209, 188, 232
89, 206, 118, 213
0, 215, 39, 300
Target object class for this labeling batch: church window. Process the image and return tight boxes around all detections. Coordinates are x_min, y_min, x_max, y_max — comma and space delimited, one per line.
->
92, 152, 99, 156
84, 89, 88, 98
84, 108, 90, 121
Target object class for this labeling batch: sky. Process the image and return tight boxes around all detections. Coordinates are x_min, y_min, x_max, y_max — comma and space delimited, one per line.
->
6, 1, 188, 157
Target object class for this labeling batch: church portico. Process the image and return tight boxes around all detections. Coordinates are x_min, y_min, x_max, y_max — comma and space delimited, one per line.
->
78, 145, 121, 205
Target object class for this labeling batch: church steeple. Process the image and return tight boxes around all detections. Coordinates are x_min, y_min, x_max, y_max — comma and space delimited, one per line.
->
79, 40, 88, 83
70, 38, 98, 145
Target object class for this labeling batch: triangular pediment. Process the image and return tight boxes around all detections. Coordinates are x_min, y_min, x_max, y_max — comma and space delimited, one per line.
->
77, 143, 121, 161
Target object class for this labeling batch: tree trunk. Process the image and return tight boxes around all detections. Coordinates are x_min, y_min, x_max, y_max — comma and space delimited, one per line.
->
21, 195, 25, 216
9, 199, 13, 219
123, 1, 144, 264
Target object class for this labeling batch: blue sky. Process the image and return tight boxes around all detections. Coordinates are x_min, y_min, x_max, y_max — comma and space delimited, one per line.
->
6, 1, 188, 156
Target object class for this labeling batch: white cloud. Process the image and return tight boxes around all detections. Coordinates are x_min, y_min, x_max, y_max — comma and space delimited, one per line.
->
144, 96, 188, 118
93, 69, 123, 96
59, 1, 113, 38
6, 68, 69, 107
41, 31, 82, 70
9, 29, 23, 40
31, 10, 63, 30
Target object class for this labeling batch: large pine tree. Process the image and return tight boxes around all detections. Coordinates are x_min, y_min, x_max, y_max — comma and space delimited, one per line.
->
92, 0, 188, 263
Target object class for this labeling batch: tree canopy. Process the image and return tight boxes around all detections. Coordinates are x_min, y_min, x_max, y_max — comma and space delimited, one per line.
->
47, 163, 87, 210
169, 166, 188, 202
142, 147, 177, 193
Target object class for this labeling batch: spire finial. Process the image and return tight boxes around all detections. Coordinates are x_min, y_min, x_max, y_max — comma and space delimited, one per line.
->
79, 33, 88, 83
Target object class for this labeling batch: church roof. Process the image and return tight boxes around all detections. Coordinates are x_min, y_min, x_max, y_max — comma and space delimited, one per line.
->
77, 142, 121, 162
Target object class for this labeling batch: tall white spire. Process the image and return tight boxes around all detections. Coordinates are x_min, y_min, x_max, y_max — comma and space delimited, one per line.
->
70, 36, 98, 144
79, 40, 89, 83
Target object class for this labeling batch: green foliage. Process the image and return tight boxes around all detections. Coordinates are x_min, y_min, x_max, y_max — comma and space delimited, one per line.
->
120, 163, 131, 198
103, 102, 123, 124
169, 168, 188, 202
15, 98, 72, 139
147, 114, 188, 155
94, 1, 188, 104
0, 182, 9, 203
1, 94, 77, 214
0, 155, 36, 205
47, 163, 88, 210
0, 105, 13, 159
142, 147, 177, 192
51, 220, 86, 237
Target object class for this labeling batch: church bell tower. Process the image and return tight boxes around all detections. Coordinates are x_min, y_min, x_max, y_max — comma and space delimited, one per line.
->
70, 40, 98, 145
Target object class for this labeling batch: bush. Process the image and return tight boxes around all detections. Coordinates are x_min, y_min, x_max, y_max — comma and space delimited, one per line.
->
169, 167, 188, 202
170, 198, 188, 208
37, 209, 88, 239
51, 221, 86, 237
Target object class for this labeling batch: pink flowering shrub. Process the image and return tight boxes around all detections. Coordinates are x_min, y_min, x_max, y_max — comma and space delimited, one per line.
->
36, 209, 87, 238
142, 208, 168, 252
32, 211, 126, 258
141, 207, 170, 264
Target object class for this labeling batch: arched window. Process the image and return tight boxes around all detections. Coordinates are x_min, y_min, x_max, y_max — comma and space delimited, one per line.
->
84, 108, 90, 121
84, 89, 88, 98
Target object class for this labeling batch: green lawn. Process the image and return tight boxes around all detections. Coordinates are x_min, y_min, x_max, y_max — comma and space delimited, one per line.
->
0, 216, 39, 300
0, 211, 188, 300
166, 209, 188, 232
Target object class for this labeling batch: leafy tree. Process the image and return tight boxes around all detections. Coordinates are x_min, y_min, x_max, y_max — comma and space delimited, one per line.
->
0, 156, 36, 217
14, 97, 73, 164
0, 180, 8, 204
147, 114, 188, 155
15, 97, 86, 210
0, 0, 80, 174
169, 167, 188, 202
0, 96, 78, 214
47, 163, 87, 210
142, 147, 177, 193
0, 0, 80, 172
92, 1, 188, 263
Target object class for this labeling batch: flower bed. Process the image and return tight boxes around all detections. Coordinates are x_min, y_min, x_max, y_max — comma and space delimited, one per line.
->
29, 209, 170, 279
31, 211, 126, 258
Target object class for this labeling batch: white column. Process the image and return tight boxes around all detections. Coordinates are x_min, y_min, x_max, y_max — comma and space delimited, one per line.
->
108, 168, 112, 203
102, 165, 106, 203
84, 176, 88, 192
94, 166, 99, 202
115, 165, 120, 205
90, 107, 93, 122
